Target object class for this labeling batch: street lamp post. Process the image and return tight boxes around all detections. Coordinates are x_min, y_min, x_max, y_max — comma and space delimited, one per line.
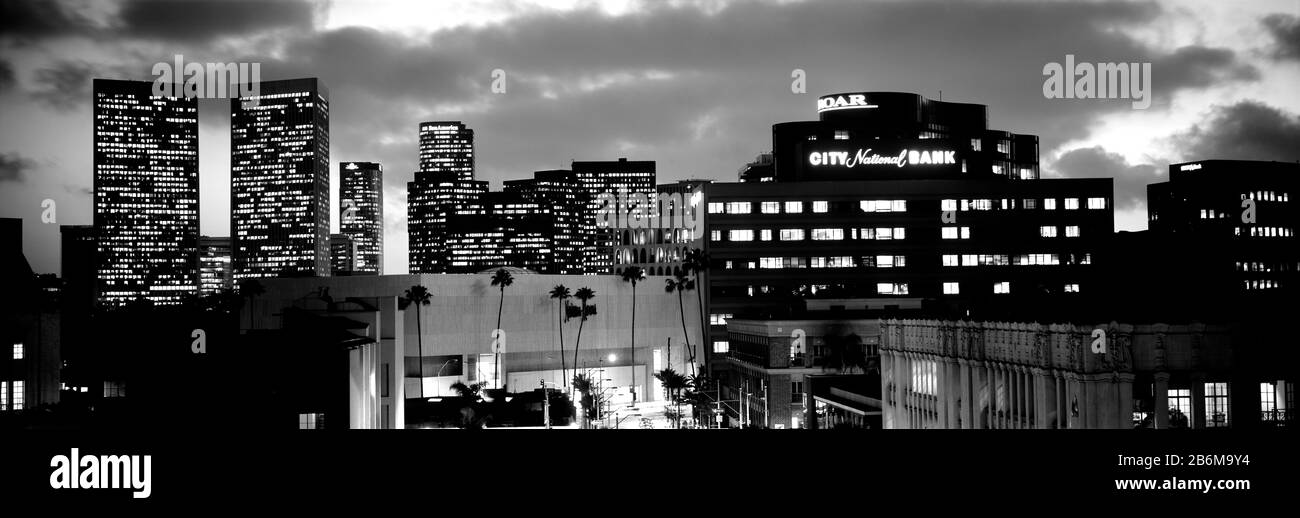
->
434, 358, 460, 397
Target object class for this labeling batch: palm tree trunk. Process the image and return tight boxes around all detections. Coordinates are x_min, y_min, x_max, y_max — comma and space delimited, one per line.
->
572, 304, 585, 385
495, 286, 504, 389
677, 289, 694, 376
558, 301, 566, 395
416, 304, 424, 398
630, 283, 636, 405
694, 272, 706, 372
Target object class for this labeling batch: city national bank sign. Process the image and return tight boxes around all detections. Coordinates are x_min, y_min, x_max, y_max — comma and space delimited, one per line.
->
809, 148, 956, 169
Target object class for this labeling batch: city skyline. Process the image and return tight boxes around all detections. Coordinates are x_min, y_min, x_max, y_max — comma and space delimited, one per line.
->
2, 0, 1299, 278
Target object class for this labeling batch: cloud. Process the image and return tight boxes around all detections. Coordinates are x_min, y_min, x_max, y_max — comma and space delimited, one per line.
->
114, 0, 322, 42
0, 152, 36, 182
1150, 45, 1259, 99
28, 61, 95, 111
1171, 100, 1300, 162
1050, 146, 1165, 211
0, 60, 13, 91
1261, 13, 1300, 61
0, 0, 97, 38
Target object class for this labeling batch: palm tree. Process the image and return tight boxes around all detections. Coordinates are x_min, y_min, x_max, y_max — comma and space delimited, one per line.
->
402, 285, 432, 397
654, 367, 689, 428
548, 285, 571, 389
664, 272, 697, 376
490, 268, 514, 389
238, 278, 264, 329
450, 381, 487, 429
571, 373, 597, 428
620, 266, 645, 404
570, 287, 596, 382
683, 248, 710, 370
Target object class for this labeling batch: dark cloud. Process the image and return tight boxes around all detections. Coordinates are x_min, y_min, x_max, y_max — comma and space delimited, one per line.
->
1171, 100, 1300, 162
0, 59, 14, 91
1262, 13, 1300, 61
1050, 146, 1165, 211
115, 0, 320, 42
29, 61, 94, 111
0, 152, 36, 182
0, 0, 95, 38
1151, 46, 1259, 98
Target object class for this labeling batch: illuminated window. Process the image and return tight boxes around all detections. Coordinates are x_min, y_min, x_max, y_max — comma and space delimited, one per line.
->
0, 382, 6, 411
834, 130, 849, 140
940, 199, 959, 212
942, 255, 959, 267
943, 282, 960, 295
1065, 225, 1080, 238
993, 281, 1010, 294
760, 202, 780, 214
1064, 198, 1080, 210
811, 228, 844, 241
712, 341, 729, 353
1064, 283, 1080, 293
710, 314, 733, 326
725, 202, 751, 214
11, 343, 21, 360
1168, 389, 1191, 428
911, 360, 936, 396
708, 202, 723, 214
812, 201, 829, 213
970, 139, 981, 151
728, 230, 754, 242
779, 229, 805, 241
876, 282, 909, 295
1261, 383, 1277, 419
1044, 198, 1057, 210
1087, 197, 1106, 209
11, 381, 23, 410
1022, 198, 1038, 210
760, 229, 772, 241
861, 200, 907, 213
298, 413, 324, 430
710, 230, 721, 242
784, 201, 803, 213
1040, 226, 1057, 238
942, 226, 970, 239
1205, 382, 1229, 428
876, 255, 905, 268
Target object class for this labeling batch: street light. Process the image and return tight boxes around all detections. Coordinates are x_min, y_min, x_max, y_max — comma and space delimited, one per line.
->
434, 358, 460, 397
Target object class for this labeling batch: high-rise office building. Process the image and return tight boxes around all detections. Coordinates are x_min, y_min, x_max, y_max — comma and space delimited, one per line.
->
572, 158, 656, 274
198, 236, 233, 295
408, 172, 489, 273
503, 170, 586, 275
443, 192, 553, 273
418, 121, 474, 181
92, 78, 200, 306
330, 234, 358, 275
339, 161, 383, 275
231, 78, 330, 280
408, 121, 484, 274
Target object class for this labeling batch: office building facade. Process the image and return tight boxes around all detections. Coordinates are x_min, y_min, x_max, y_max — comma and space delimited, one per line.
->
198, 236, 233, 295
339, 161, 384, 275
231, 78, 330, 280
573, 158, 657, 274
92, 78, 200, 306
408, 172, 489, 273
330, 234, 358, 275
503, 170, 586, 275
418, 121, 474, 181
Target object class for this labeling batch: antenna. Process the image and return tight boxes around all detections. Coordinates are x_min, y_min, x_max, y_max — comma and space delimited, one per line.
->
939, 90, 943, 101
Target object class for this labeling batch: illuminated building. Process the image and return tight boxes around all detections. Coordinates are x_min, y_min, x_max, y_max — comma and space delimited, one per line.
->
702, 92, 1113, 363
408, 172, 489, 273
408, 121, 486, 273
573, 158, 656, 274
339, 161, 384, 275
503, 170, 586, 275
231, 78, 330, 280
92, 78, 200, 306
444, 192, 554, 273
198, 236, 233, 295
418, 121, 474, 182
1, 218, 61, 412
612, 179, 709, 277
330, 234, 358, 275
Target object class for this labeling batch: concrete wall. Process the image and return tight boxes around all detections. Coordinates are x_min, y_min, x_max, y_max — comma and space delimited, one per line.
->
252, 273, 704, 405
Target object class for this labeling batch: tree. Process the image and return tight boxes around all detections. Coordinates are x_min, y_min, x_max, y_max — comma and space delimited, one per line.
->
654, 367, 689, 428
490, 268, 514, 389
683, 248, 710, 371
570, 287, 596, 386
238, 278, 264, 328
402, 285, 432, 397
571, 373, 598, 428
620, 266, 645, 404
450, 381, 488, 429
548, 285, 571, 391
664, 272, 697, 376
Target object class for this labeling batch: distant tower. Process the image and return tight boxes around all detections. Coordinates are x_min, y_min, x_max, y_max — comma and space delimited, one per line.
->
339, 161, 384, 274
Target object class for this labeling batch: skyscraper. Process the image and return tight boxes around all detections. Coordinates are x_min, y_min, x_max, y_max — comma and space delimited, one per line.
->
418, 121, 474, 181
503, 170, 586, 274
572, 158, 657, 274
339, 161, 383, 275
198, 236, 233, 295
408, 121, 484, 273
92, 78, 199, 306
330, 233, 358, 275
444, 192, 553, 273
231, 78, 330, 280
